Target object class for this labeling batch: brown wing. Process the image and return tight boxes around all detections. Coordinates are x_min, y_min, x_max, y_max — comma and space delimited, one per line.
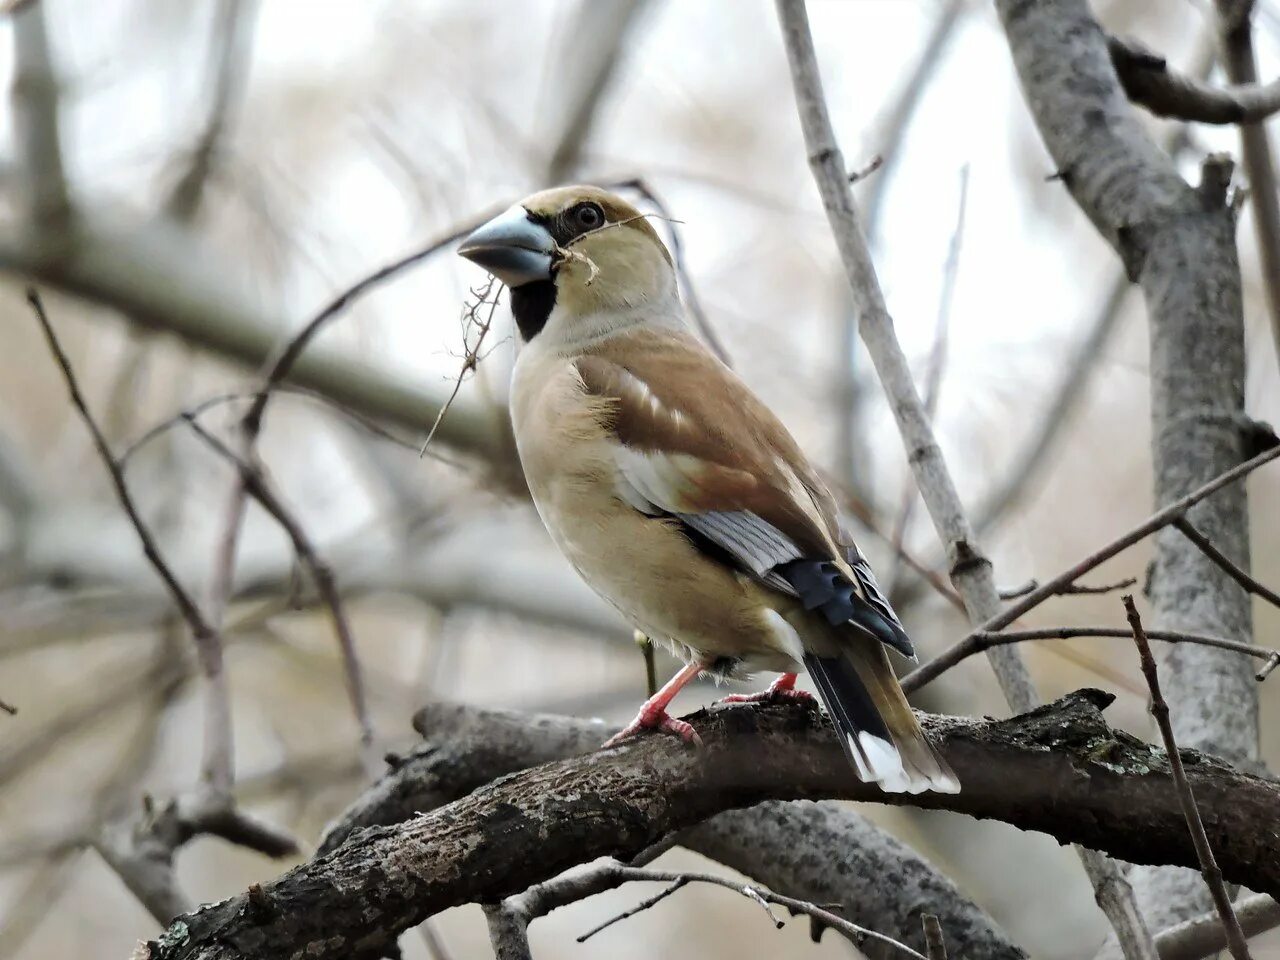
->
575, 328, 849, 571
575, 327, 913, 657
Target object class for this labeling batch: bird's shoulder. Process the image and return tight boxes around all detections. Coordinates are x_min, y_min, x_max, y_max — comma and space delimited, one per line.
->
572, 327, 851, 554
574, 327, 807, 476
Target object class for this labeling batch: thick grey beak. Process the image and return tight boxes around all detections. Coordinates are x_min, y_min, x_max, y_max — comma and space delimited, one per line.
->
458, 204, 555, 287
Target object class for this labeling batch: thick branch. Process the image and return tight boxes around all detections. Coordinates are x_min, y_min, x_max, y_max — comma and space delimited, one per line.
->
145, 692, 1279, 960
321, 705, 1027, 958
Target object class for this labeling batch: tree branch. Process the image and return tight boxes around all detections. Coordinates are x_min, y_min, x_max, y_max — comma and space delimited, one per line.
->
1124, 596, 1253, 959
774, 3, 1152, 951
9, 0, 69, 228
1214, 0, 1280, 373
995, 0, 1260, 940
571, 865, 927, 959
321, 704, 1027, 958
27, 290, 234, 796
1155, 893, 1280, 960
1173, 516, 1280, 610
904, 445, 1279, 692
1108, 33, 1280, 124
144, 692, 1279, 960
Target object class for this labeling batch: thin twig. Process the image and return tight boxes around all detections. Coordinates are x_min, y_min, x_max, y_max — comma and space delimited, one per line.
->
1123, 595, 1254, 960
181, 416, 377, 771
1173, 516, 1280, 609
999, 576, 1137, 600
847, 154, 883, 184
27, 289, 235, 797
908, 625, 1280, 693
576, 877, 690, 941
202, 216, 499, 750
574, 866, 927, 959
888, 164, 969, 589
164, 0, 257, 221
419, 278, 501, 458
904, 445, 1280, 692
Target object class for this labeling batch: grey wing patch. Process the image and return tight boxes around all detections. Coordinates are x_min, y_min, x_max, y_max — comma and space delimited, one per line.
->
676, 510, 803, 579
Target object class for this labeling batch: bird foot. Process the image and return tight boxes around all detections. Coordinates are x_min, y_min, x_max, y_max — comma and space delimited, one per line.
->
603, 707, 703, 748
718, 674, 817, 706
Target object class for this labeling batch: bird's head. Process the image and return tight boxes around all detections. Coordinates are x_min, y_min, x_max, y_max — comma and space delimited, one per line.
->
458, 186, 677, 344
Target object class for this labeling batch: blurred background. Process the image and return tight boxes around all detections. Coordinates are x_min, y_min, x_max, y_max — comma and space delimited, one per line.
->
0, 0, 1277, 957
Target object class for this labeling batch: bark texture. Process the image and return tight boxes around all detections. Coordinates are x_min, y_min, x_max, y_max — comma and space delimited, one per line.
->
143, 692, 1278, 960
994, 0, 1258, 935
320, 703, 1026, 959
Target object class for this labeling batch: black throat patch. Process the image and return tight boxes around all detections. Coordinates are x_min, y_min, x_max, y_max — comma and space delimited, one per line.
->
510, 280, 557, 341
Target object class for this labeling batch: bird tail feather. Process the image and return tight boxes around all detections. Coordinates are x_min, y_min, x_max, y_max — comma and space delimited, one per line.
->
804, 642, 958, 795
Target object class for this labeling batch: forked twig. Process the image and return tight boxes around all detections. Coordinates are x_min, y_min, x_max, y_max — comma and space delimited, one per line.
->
419, 277, 502, 459
27, 289, 234, 795
574, 866, 927, 959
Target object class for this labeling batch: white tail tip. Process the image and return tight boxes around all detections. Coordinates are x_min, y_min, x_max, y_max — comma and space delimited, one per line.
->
849, 732, 960, 795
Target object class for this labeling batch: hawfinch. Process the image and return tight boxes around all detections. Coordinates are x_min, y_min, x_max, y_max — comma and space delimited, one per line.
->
458, 186, 958, 794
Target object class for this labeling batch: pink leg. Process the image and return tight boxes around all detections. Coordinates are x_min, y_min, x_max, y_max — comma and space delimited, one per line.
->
602, 661, 705, 748
719, 672, 817, 705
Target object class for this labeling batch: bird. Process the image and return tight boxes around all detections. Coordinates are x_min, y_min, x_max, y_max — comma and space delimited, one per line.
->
457, 185, 958, 794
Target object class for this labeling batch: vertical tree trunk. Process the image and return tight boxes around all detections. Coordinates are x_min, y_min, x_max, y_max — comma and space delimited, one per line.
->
992, 0, 1259, 938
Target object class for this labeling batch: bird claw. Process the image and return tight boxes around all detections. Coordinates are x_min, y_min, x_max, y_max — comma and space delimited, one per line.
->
718, 675, 817, 707
603, 709, 703, 748
720, 688, 816, 705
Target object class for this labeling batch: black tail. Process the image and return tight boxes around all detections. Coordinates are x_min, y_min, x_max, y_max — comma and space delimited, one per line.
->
804, 646, 958, 794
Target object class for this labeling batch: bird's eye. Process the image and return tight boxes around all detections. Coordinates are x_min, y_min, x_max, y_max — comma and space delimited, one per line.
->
573, 202, 605, 231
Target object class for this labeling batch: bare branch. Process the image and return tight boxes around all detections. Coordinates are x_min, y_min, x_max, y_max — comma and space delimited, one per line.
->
322, 704, 1026, 959
164, 0, 258, 221
1124, 596, 1254, 960
10, 0, 69, 227
419, 279, 501, 458
1108, 33, 1280, 125
998, 576, 1136, 599
836, 0, 964, 496
919, 626, 1278, 689
1155, 893, 1280, 960
573, 865, 928, 959
1214, 0, 1280, 372
1173, 516, 1280, 609
545, 0, 653, 183
773, 5, 1155, 950
180, 416, 376, 771
27, 289, 234, 796
28, 291, 297, 929
144, 692, 1280, 960
905, 445, 1280, 692
846, 153, 883, 184
775, 0, 1035, 706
